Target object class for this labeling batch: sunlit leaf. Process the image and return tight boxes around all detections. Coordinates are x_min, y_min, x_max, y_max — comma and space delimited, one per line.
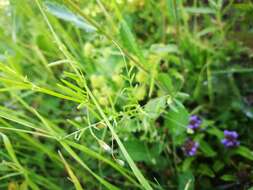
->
44, 1, 96, 32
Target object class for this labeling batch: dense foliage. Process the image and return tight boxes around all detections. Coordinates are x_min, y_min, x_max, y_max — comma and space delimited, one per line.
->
0, 0, 253, 189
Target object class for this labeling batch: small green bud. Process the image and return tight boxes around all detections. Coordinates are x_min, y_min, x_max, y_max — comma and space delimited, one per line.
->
92, 89, 100, 97
83, 42, 94, 57
101, 86, 113, 97
96, 123, 106, 129
135, 85, 146, 101
115, 159, 125, 166
166, 96, 173, 105
90, 75, 105, 89
98, 97, 109, 106
98, 140, 112, 154
136, 70, 147, 83
116, 0, 123, 4
187, 128, 194, 134
112, 74, 124, 86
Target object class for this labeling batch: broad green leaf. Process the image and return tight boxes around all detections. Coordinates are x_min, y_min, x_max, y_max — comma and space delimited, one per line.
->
199, 139, 217, 157
212, 160, 224, 172
184, 7, 215, 14
150, 44, 179, 54
206, 127, 223, 139
220, 174, 236, 182
176, 92, 190, 100
166, 101, 189, 145
197, 164, 215, 178
144, 96, 167, 119
233, 146, 253, 161
124, 140, 150, 162
44, 1, 96, 32
197, 27, 217, 37
178, 171, 194, 190
158, 73, 175, 94
182, 157, 195, 172
119, 20, 145, 63
123, 140, 162, 165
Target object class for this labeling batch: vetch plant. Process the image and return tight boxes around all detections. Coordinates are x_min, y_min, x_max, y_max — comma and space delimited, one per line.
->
0, 0, 253, 189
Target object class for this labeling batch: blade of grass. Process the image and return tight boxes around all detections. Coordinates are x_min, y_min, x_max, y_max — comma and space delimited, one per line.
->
67, 140, 140, 188
0, 133, 40, 190
84, 85, 153, 190
35, 0, 153, 188
58, 151, 84, 190
60, 141, 120, 190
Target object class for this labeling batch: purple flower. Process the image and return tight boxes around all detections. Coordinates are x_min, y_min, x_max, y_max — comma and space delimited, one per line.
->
221, 130, 240, 148
188, 115, 202, 130
182, 139, 199, 156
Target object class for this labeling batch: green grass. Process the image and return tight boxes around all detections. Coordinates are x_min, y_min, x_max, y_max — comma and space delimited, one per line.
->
0, 0, 253, 189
